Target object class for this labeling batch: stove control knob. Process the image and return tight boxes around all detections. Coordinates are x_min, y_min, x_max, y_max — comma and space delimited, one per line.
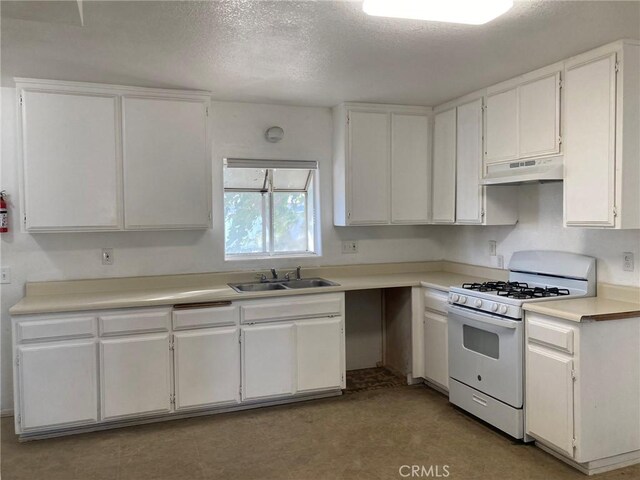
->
491, 303, 499, 312
452, 294, 460, 302
475, 299, 482, 308
499, 305, 508, 314
459, 296, 467, 304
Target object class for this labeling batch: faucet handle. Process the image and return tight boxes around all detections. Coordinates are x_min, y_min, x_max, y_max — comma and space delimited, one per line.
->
256, 273, 268, 282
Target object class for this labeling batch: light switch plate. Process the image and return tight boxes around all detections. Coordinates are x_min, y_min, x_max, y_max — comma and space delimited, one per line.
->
342, 241, 358, 254
623, 252, 634, 272
1, 267, 11, 284
489, 240, 497, 256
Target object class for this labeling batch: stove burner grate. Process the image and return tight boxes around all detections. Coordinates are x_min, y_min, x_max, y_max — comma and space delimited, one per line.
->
462, 282, 571, 299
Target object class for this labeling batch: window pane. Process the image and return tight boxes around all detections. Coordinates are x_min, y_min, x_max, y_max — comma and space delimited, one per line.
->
272, 169, 310, 190
224, 192, 265, 254
273, 192, 307, 252
224, 167, 267, 190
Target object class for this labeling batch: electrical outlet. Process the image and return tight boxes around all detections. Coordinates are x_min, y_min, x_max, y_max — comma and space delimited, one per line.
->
489, 240, 497, 256
341, 241, 358, 254
102, 248, 114, 265
623, 252, 634, 272
1, 267, 11, 284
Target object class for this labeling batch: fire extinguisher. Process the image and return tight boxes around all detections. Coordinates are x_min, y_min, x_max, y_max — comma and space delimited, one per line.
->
0, 191, 8, 233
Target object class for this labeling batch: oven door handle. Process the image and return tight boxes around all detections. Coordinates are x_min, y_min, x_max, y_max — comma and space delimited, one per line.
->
447, 305, 518, 330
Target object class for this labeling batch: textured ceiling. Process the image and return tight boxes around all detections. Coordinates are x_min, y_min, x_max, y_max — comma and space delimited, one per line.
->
1, 0, 639, 107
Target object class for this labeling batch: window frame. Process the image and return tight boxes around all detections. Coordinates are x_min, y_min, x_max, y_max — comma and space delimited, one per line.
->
223, 160, 320, 260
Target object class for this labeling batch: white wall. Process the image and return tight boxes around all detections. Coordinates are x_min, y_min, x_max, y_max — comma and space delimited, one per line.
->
0, 88, 442, 412
439, 182, 640, 287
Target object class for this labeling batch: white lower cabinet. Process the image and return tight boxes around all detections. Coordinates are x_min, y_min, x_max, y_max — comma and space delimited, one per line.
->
100, 334, 172, 420
526, 344, 575, 457
12, 293, 345, 438
241, 323, 296, 401
173, 328, 240, 410
423, 311, 449, 390
17, 341, 98, 431
296, 317, 343, 392
412, 286, 450, 391
525, 312, 640, 473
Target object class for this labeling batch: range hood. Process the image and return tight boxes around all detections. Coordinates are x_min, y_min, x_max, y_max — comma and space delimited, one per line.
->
480, 157, 563, 185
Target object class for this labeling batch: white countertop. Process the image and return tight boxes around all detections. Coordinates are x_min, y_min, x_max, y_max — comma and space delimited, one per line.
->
10, 265, 497, 315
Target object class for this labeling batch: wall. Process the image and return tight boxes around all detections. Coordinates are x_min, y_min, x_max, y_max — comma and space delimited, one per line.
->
0, 88, 442, 412
439, 182, 640, 288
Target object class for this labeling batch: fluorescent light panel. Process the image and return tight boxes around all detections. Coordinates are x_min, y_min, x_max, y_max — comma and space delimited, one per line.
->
362, 0, 514, 25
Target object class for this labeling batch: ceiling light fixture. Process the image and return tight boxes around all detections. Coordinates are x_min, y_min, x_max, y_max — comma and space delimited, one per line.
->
362, 0, 514, 25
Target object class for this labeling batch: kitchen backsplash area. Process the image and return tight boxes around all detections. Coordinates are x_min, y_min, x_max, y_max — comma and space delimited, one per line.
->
439, 182, 640, 288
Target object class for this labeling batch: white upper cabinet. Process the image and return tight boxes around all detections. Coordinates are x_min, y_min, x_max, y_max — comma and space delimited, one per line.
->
483, 64, 562, 169
456, 99, 484, 224
122, 96, 211, 229
391, 113, 430, 224
432, 109, 456, 224
519, 72, 561, 158
19, 87, 122, 231
564, 41, 640, 229
433, 95, 518, 226
347, 109, 390, 225
333, 103, 431, 226
485, 88, 518, 164
15, 79, 211, 232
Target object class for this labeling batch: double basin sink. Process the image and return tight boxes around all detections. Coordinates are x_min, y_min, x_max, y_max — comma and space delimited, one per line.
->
229, 278, 339, 293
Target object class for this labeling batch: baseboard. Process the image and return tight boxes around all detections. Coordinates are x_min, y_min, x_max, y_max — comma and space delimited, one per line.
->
536, 442, 640, 475
1, 409, 14, 418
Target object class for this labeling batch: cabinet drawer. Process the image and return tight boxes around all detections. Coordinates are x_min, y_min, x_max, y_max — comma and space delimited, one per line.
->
99, 309, 170, 336
424, 288, 448, 314
173, 304, 239, 330
17, 316, 96, 343
527, 316, 575, 354
241, 294, 342, 324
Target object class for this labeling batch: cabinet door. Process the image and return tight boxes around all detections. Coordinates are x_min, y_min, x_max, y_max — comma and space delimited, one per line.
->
456, 99, 484, 224
122, 96, 210, 229
432, 109, 456, 223
423, 311, 449, 390
21, 90, 121, 231
173, 328, 240, 410
485, 88, 518, 164
564, 53, 617, 227
347, 110, 390, 224
296, 317, 343, 392
241, 323, 295, 400
17, 341, 98, 431
391, 113, 430, 223
526, 345, 575, 457
519, 73, 561, 158
100, 334, 172, 420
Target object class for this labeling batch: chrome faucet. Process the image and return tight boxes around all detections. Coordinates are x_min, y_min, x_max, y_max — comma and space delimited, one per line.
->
270, 268, 278, 280
285, 266, 302, 281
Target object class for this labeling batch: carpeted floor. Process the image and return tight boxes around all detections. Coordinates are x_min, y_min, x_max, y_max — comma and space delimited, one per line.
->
1, 384, 638, 479
345, 367, 406, 393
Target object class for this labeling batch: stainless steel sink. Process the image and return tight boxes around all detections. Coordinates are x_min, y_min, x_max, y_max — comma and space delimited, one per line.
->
282, 278, 339, 289
229, 277, 339, 293
229, 282, 289, 293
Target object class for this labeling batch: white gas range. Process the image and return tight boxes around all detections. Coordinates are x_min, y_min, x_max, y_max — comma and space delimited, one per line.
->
446, 251, 596, 440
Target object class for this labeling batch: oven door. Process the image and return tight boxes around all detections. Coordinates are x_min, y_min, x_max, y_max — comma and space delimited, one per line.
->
447, 305, 523, 408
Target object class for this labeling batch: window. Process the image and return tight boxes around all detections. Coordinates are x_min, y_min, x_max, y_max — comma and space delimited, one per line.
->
223, 159, 318, 258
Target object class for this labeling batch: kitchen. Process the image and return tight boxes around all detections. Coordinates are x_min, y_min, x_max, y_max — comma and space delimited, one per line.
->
1, 1, 639, 479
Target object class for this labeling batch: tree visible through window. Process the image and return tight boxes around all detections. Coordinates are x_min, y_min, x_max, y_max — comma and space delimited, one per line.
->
223, 159, 317, 257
